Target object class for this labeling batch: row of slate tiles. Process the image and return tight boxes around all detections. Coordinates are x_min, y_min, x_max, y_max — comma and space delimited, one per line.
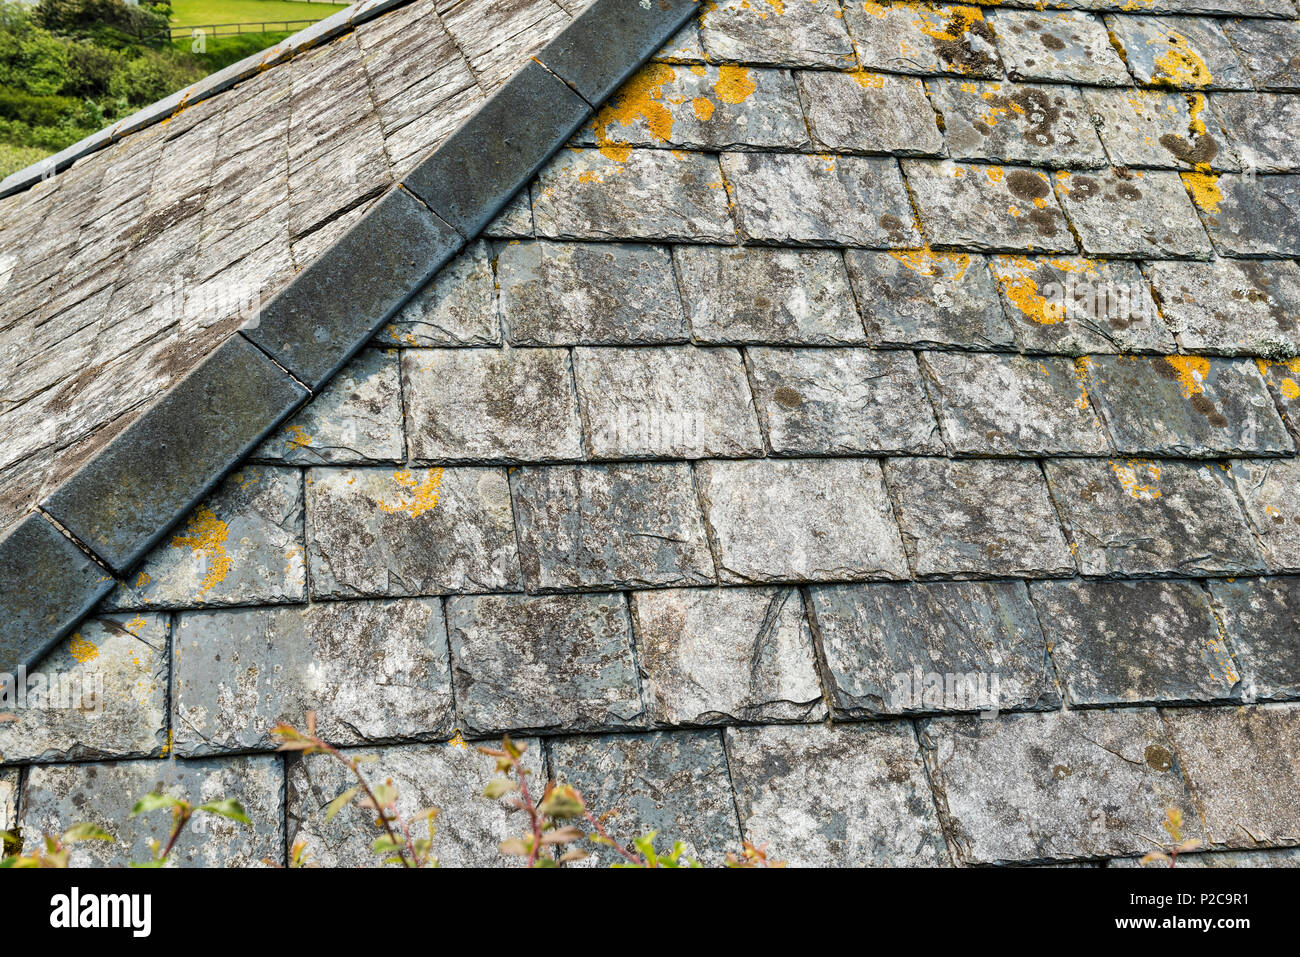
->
6, 702, 1300, 866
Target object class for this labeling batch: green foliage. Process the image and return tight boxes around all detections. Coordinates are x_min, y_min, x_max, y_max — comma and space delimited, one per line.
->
34, 0, 170, 50
108, 46, 201, 105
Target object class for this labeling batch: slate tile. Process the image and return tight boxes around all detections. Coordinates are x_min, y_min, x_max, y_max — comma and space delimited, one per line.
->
1107, 14, 1251, 90
1146, 258, 1300, 358
922, 352, 1109, 455
991, 9, 1131, 86
1254, 358, 1300, 440
1222, 17, 1300, 91
748, 347, 942, 455
532, 147, 734, 242
1163, 704, 1300, 848
989, 255, 1172, 354
929, 79, 1107, 168
482, 189, 533, 239
287, 737, 543, 867
509, 462, 715, 592
1084, 88, 1239, 172
904, 161, 1075, 253
402, 347, 583, 462
675, 245, 865, 345
631, 586, 825, 725
381, 239, 499, 347
20, 756, 283, 867
1185, 172, 1300, 257
1212, 93, 1300, 173
808, 580, 1059, 717
697, 457, 909, 584
919, 708, 1199, 863
1044, 458, 1264, 577
796, 69, 943, 155
173, 598, 451, 755
1112, 848, 1300, 869
722, 152, 920, 247
1208, 576, 1300, 701
572, 345, 761, 459
0, 613, 167, 765
699, 0, 856, 68
844, 2, 1003, 79
1032, 579, 1237, 708
446, 592, 642, 734
727, 722, 950, 867
1232, 459, 1300, 573
1085, 355, 1292, 457
886, 458, 1074, 578
656, 20, 707, 63
306, 466, 520, 598
498, 240, 688, 345
844, 248, 1017, 350
1055, 167, 1212, 258
0, 769, 14, 833
550, 730, 742, 867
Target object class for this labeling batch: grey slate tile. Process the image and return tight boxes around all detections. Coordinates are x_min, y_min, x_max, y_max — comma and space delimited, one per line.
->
1054, 167, 1213, 259
1084, 88, 1239, 172
991, 9, 1131, 86
0, 769, 14, 833
1106, 14, 1251, 90
1146, 258, 1300, 358
696, 457, 909, 584
1208, 577, 1300, 701
843, 2, 1003, 79
1212, 93, 1300, 173
726, 722, 951, 867
796, 69, 943, 156
656, 20, 707, 63
482, 188, 534, 239
382, 239, 499, 347
1255, 358, 1300, 442
1112, 848, 1300, 869
808, 580, 1059, 717
1222, 17, 1300, 91
699, 0, 856, 68
1189, 172, 1300, 258
1232, 458, 1300, 574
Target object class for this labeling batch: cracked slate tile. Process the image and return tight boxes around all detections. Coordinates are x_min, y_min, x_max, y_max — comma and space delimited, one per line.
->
1146, 258, 1300, 358
1106, 14, 1251, 90
1044, 458, 1265, 577
919, 708, 1200, 864
509, 462, 716, 593
1208, 577, 1300, 701
1084, 355, 1292, 457
631, 586, 825, 725
0, 614, 167, 765
722, 151, 920, 247
173, 598, 452, 756
1083, 88, 1239, 172
1255, 358, 1300, 441
796, 69, 943, 155
885, 457, 1075, 579
1222, 17, 1300, 91
904, 161, 1075, 253
483, 189, 534, 239
498, 240, 688, 346
446, 592, 642, 734
306, 466, 521, 598
991, 9, 1131, 86
572, 345, 763, 459
1031, 579, 1237, 708
699, 0, 856, 69
1232, 458, 1300, 573
402, 347, 583, 462
1185, 172, 1300, 258
382, 240, 499, 347
1211, 93, 1300, 173
808, 580, 1059, 718
749, 347, 942, 455
1055, 167, 1213, 259
697, 457, 910, 584
843, 1, 1003, 79
727, 722, 950, 867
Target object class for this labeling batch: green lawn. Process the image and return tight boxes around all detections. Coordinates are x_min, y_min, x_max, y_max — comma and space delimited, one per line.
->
169, 0, 347, 29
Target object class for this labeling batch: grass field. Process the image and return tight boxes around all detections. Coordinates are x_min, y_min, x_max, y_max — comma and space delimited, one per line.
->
169, 0, 347, 29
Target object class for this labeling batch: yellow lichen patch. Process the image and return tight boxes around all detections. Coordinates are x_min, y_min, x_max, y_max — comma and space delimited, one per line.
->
134, 571, 151, 588
69, 633, 99, 664
590, 63, 677, 162
993, 257, 1066, 325
125, 615, 148, 635
285, 424, 313, 450
1186, 92, 1209, 136
715, 64, 758, 104
847, 69, 886, 89
1111, 460, 1163, 501
889, 247, 971, 282
171, 506, 233, 598
378, 468, 445, 518
985, 165, 1004, 184
1073, 357, 1093, 412
914, 4, 985, 45
1150, 32, 1212, 88
446, 729, 467, 749
1164, 355, 1210, 398
692, 96, 715, 121
1181, 171, 1223, 213
1282, 378, 1300, 401
764, 0, 785, 14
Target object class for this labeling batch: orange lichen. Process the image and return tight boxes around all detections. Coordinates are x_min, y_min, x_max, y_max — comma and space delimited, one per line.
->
69, 633, 99, 664
847, 69, 886, 89
715, 64, 757, 104
1111, 460, 1163, 501
285, 424, 313, 450
171, 506, 233, 597
993, 257, 1065, 325
692, 96, 715, 121
889, 247, 971, 282
1164, 355, 1210, 398
378, 469, 445, 518
590, 63, 677, 162
1151, 32, 1212, 88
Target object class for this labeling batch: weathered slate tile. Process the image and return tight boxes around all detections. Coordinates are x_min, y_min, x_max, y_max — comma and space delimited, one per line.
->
1146, 259, 1300, 358
1185, 172, 1300, 257
809, 580, 1059, 717
1256, 358, 1300, 441
991, 9, 1130, 86
446, 592, 641, 734
697, 457, 909, 584
1222, 18, 1300, 91
287, 737, 543, 868
656, 20, 706, 63
675, 245, 865, 345
922, 352, 1108, 455
105, 466, 305, 610
550, 730, 742, 866
929, 79, 1107, 168
381, 239, 498, 347
904, 161, 1075, 253
632, 586, 823, 725
1113, 848, 1300, 869
1212, 93, 1300, 173
307, 466, 520, 598
1107, 15, 1250, 90
1055, 167, 1212, 258
1085, 355, 1292, 457
1208, 577, 1300, 701
844, 2, 1003, 79
1084, 89, 1239, 172
699, 0, 855, 68
1044, 458, 1265, 577
749, 347, 942, 455
1232, 459, 1300, 573
173, 598, 452, 755
532, 148, 734, 242
572, 346, 763, 458
920, 708, 1199, 863
498, 240, 687, 345
1031, 580, 1237, 708
796, 70, 943, 155
727, 722, 950, 867
482, 189, 533, 239
885, 458, 1074, 578
844, 249, 1017, 350
0, 614, 167, 765
1163, 704, 1300, 848
0, 768, 15, 832
722, 152, 920, 247
509, 462, 715, 592
989, 255, 1172, 354
402, 348, 582, 462
21, 756, 283, 867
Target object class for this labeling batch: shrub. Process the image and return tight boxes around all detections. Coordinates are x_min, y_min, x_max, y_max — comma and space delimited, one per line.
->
108, 47, 201, 107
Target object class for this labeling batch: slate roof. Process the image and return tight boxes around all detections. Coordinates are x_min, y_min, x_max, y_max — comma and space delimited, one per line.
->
3, 0, 1300, 867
